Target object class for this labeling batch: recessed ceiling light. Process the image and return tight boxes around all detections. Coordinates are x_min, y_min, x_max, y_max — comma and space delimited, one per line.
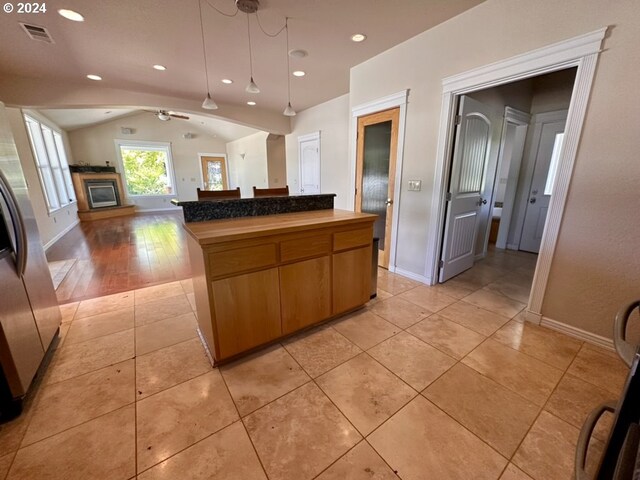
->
153, 65, 166, 71
86, 74, 102, 81
288, 49, 308, 58
58, 9, 84, 22
351, 33, 367, 42
292, 71, 305, 77
221, 79, 233, 84
247, 101, 256, 106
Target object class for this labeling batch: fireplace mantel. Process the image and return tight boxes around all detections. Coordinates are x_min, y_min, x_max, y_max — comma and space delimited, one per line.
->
71, 171, 136, 221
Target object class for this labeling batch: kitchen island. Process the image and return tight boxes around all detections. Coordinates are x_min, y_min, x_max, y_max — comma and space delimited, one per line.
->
184, 209, 377, 365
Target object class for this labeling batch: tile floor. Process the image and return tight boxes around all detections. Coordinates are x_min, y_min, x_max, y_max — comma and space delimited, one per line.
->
0, 249, 630, 480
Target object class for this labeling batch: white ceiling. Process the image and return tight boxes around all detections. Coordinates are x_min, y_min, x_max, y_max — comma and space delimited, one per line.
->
0, 0, 484, 120
38, 108, 138, 130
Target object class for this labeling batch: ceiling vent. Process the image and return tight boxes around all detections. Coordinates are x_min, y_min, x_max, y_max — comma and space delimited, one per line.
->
20, 23, 54, 43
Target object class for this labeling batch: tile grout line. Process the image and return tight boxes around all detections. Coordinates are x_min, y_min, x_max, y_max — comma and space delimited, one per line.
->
133, 301, 139, 477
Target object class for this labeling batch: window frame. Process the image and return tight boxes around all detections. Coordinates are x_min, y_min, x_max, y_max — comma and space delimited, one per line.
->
114, 139, 178, 197
23, 114, 76, 213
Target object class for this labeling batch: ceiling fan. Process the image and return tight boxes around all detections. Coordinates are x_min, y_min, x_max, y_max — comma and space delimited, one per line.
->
144, 109, 190, 121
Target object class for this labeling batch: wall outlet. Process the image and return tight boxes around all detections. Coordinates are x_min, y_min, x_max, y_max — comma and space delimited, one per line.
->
408, 180, 422, 191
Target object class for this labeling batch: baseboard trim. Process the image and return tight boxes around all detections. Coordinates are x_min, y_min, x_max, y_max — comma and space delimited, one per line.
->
541, 316, 614, 351
44, 219, 80, 251
393, 267, 429, 285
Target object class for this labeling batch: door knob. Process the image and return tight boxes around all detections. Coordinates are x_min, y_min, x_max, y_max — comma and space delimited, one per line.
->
385, 198, 393, 206
477, 198, 487, 206
529, 197, 536, 204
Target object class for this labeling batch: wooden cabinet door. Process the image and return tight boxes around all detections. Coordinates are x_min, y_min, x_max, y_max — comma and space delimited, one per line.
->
332, 246, 372, 314
280, 256, 331, 335
212, 268, 281, 359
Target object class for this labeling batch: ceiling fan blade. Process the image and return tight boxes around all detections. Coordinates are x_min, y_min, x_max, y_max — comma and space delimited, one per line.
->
169, 114, 190, 120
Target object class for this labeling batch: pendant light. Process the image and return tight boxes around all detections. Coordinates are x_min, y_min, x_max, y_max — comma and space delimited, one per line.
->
245, 14, 260, 94
198, 0, 218, 109
282, 18, 296, 116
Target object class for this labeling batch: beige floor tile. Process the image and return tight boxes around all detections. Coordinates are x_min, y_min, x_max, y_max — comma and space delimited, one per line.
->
134, 294, 192, 327
58, 302, 78, 324
74, 291, 134, 319
462, 339, 563, 406
137, 421, 266, 480
483, 274, 532, 304
316, 441, 398, 480
431, 279, 476, 300
134, 281, 184, 305
368, 396, 507, 480
221, 345, 310, 416
407, 314, 485, 359
376, 271, 420, 295
136, 338, 212, 399
317, 353, 416, 435
491, 320, 582, 370
512, 411, 581, 480
136, 370, 238, 472
135, 312, 198, 356
46, 329, 134, 385
332, 310, 400, 350
366, 288, 393, 308
398, 286, 457, 313
368, 296, 430, 329
500, 463, 534, 480
0, 453, 12, 479
283, 326, 362, 378
368, 332, 455, 391
179, 278, 194, 294
545, 374, 616, 443
186, 292, 197, 311
453, 264, 505, 289
244, 382, 361, 480
7, 405, 135, 480
567, 343, 629, 396
0, 414, 29, 458
438, 300, 511, 336
424, 364, 540, 457
22, 361, 134, 447
463, 289, 525, 318
65, 307, 134, 345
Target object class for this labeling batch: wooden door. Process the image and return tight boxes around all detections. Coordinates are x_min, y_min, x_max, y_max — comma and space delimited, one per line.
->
201, 156, 228, 191
439, 96, 498, 282
355, 107, 399, 269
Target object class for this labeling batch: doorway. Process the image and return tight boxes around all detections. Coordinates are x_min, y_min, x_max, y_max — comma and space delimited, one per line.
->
298, 131, 321, 195
199, 154, 229, 191
355, 107, 399, 269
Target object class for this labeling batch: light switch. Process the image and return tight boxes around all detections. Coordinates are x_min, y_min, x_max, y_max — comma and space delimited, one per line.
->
408, 180, 422, 191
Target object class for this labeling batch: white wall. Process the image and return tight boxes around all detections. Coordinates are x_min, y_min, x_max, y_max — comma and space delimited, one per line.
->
7, 108, 79, 249
347, 0, 640, 339
285, 94, 350, 209
68, 112, 228, 209
225, 132, 269, 197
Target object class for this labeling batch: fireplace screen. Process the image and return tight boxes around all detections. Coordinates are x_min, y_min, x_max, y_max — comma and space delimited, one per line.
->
87, 182, 119, 208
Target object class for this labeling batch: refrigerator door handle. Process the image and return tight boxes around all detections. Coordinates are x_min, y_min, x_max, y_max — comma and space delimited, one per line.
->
0, 169, 27, 276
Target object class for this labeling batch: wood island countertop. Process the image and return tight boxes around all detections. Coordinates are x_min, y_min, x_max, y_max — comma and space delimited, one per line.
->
184, 209, 377, 245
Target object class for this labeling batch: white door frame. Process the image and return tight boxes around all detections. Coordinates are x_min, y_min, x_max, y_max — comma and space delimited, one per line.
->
198, 152, 230, 189
298, 131, 321, 194
425, 27, 607, 323
349, 89, 408, 273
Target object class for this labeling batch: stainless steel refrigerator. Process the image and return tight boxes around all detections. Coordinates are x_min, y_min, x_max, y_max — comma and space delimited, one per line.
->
0, 102, 61, 418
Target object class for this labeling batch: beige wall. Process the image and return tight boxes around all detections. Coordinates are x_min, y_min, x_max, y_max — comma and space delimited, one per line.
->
68, 112, 228, 209
266, 134, 287, 188
285, 94, 351, 209
7, 108, 79, 248
225, 132, 269, 197
346, 0, 640, 338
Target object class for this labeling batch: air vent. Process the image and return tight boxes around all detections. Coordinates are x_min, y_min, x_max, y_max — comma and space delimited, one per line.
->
20, 23, 54, 43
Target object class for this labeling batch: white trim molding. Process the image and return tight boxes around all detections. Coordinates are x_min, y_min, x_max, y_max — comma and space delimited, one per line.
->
392, 267, 430, 285
349, 89, 409, 272
541, 316, 615, 351
426, 28, 607, 326
43, 218, 80, 251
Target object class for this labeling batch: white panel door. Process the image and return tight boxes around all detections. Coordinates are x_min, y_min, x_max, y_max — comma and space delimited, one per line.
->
439, 96, 496, 282
519, 121, 566, 253
298, 132, 320, 194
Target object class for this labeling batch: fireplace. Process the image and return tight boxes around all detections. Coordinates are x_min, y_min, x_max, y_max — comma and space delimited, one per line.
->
85, 180, 120, 208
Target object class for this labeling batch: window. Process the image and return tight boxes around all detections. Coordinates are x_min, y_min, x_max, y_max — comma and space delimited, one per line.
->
23, 115, 76, 212
544, 132, 564, 196
115, 141, 176, 196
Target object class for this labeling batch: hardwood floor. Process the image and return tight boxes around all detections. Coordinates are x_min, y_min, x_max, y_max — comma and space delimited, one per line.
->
46, 212, 191, 304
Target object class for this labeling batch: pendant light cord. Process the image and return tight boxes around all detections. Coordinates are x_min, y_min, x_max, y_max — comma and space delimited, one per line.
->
247, 14, 254, 78
198, 0, 211, 93
285, 18, 291, 103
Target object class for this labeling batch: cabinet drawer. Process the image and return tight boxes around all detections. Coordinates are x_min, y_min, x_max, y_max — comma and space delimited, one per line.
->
333, 227, 372, 252
208, 243, 277, 277
280, 234, 331, 262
